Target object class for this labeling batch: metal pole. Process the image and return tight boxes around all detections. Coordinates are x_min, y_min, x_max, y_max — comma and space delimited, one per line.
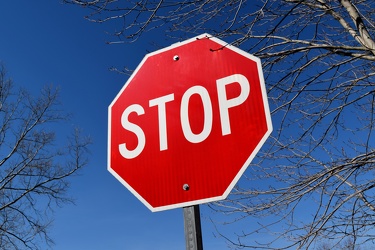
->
183, 205, 203, 250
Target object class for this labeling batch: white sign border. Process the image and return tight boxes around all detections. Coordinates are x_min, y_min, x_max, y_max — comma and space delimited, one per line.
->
108, 33, 273, 212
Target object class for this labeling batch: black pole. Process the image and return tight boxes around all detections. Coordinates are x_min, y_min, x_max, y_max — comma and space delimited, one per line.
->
183, 205, 203, 250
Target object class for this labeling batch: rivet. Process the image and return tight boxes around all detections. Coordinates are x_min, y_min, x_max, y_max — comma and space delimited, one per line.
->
183, 184, 190, 191
173, 55, 180, 61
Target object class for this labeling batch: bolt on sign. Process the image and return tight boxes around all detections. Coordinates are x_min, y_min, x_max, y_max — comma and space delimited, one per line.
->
108, 33, 273, 212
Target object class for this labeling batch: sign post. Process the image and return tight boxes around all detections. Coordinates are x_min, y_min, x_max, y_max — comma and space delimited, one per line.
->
183, 205, 203, 250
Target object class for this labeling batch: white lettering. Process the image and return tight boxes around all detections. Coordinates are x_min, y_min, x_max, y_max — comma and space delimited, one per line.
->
117, 74, 250, 159
180, 86, 213, 143
119, 104, 145, 159
216, 74, 250, 135
149, 94, 175, 151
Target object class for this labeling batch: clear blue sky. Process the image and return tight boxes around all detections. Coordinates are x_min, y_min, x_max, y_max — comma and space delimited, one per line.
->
0, 1, 240, 249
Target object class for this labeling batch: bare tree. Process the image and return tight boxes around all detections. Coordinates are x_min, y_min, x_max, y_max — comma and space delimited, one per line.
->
317, 238, 362, 250
63, 0, 375, 249
0, 64, 91, 250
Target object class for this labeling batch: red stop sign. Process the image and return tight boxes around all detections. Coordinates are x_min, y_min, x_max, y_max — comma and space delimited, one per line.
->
108, 34, 272, 212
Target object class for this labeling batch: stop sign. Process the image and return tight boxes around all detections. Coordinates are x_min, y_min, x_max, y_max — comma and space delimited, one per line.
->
108, 33, 272, 212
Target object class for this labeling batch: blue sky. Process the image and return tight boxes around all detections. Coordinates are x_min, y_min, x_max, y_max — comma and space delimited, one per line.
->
0, 1, 238, 249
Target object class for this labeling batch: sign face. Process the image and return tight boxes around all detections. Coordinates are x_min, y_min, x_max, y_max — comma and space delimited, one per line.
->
108, 33, 272, 212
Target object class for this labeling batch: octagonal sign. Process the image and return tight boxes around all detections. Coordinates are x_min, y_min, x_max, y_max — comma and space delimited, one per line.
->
108, 33, 272, 212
